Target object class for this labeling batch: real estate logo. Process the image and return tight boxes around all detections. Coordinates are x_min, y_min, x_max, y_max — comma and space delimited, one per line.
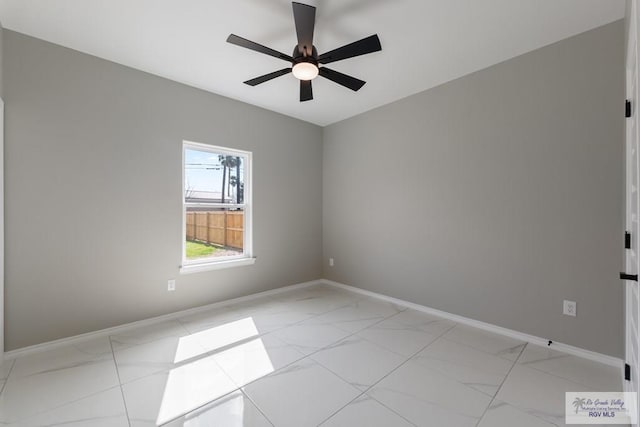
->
565, 392, 638, 424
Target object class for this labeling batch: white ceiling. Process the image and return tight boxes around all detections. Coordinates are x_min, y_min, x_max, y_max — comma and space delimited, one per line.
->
0, 0, 626, 126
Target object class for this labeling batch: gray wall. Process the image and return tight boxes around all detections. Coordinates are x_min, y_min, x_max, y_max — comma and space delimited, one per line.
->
0, 21, 4, 98
323, 21, 625, 357
3, 31, 323, 351
2, 21, 626, 356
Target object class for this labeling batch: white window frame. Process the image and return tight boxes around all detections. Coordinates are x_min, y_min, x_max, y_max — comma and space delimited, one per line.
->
180, 140, 254, 274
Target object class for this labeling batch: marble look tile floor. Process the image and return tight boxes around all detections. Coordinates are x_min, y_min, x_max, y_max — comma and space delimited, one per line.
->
0, 284, 625, 426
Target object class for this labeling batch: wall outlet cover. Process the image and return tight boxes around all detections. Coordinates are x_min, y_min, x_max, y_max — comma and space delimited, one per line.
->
563, 300, 576, 317
168, 279, 176, 291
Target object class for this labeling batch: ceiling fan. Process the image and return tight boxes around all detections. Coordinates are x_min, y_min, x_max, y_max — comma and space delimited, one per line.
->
226, 2, 382, 102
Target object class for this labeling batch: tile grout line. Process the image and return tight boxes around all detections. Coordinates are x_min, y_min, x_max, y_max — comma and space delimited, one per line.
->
401, 336, 527, 400
435, 328, 527, 363
295, 305, 410, 358
158, 378, 242, 426
238, 306, 409, 426
352, 320, 451, 359
157, 336, 253, 426
313, 321, 458, 426
108, 336, 132, 427
519, 359, 617, 392
277, 294, 481, 426
2, 383, 125, 423
212, 298, 413, 425
0, 359, 15, 395
474, 342, 528, 427
174, 319, 194, 336
0, 349, 130, 425
238, 388, 277, 427
354, 322, 458, 425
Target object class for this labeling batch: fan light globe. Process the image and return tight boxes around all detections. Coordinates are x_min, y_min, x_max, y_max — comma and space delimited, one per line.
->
292, 62, 319, 80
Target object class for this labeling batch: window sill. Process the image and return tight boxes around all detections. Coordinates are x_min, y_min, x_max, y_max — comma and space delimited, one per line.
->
180, 257, 256, 274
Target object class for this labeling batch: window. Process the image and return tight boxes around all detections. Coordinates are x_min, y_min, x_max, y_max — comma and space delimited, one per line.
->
181, 141, 253, 272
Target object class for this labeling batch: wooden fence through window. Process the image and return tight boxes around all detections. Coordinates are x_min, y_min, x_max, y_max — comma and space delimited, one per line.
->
185, 210, 243, 250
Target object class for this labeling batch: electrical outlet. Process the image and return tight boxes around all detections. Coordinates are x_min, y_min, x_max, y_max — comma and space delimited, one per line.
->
329, 258, 334, 267
563, 300, 576, 317
168, 279, 176, 292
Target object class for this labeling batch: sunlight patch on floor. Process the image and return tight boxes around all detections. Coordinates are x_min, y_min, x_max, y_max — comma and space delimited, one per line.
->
157, 317, 274, 424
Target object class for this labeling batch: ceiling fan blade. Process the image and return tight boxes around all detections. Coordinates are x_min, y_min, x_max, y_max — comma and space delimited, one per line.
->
244, 68, 292, 86
300, 80, 313, 102
292, 2, 316, 55
319, 67, 366, 91
227, 34, 293, 62
317, 34, 382, 64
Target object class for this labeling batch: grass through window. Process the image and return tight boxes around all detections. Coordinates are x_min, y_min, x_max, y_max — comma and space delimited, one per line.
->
185, 240, 218, 259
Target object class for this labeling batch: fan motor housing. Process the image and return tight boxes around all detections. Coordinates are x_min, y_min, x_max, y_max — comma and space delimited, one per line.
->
292, 45, 318, 64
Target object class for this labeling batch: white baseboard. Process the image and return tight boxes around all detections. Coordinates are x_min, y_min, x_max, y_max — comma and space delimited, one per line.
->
4, 279, 322, 360
4, 278, 624, 371
323, 279, 623, 369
